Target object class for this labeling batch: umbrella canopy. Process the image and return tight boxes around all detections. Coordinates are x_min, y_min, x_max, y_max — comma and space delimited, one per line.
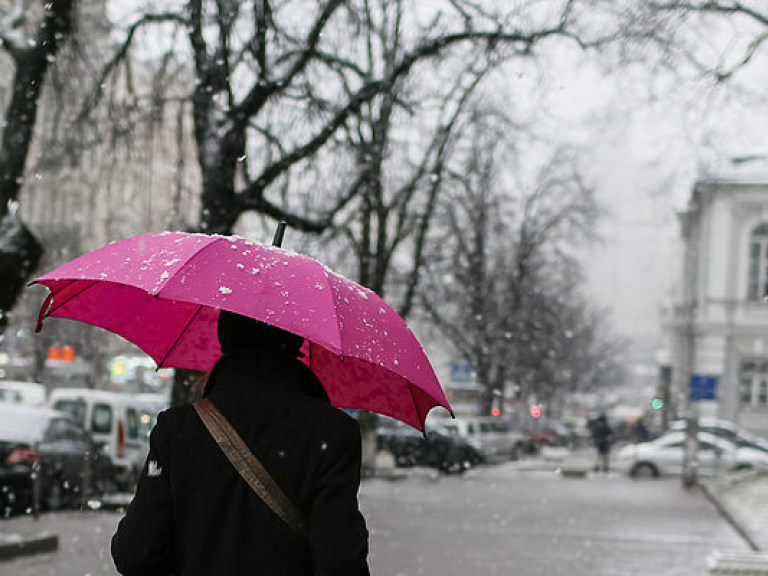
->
32, 232, 451, 431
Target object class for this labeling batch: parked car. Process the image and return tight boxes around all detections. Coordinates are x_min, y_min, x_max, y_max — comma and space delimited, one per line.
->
48, 389, 165, 490
435, 417, 526, 461
522, 418, 581, 452
0, 404, 114, 515
0, 380, 46, 406
669, 418, 768, 453
377, 418, 483, 474
616, 430, 768, 478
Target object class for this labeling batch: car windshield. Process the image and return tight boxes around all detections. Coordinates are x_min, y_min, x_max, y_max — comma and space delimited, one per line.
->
43, 417, 89, 443
53, 399, 87, 428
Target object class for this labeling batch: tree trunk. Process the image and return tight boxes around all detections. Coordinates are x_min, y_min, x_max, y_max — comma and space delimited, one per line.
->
0, 212, 43, 331
0, 0, 76, 330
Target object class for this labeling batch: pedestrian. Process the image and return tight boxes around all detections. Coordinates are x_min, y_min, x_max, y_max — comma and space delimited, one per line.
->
111, 310, 370, 575
588, 412, 613, 473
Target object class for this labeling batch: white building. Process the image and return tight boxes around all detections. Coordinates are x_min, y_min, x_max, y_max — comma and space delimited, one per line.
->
661, 161, 768, 437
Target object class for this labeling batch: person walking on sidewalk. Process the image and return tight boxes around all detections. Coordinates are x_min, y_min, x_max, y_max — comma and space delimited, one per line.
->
111, 311, 370, 576
589, 412, 613, 473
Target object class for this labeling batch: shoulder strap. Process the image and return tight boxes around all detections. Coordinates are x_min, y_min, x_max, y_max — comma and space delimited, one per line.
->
193, 398, 308, 538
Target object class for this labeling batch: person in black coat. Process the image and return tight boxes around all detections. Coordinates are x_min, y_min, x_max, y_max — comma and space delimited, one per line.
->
588, 413, 613, 473
111, 311, 370, 575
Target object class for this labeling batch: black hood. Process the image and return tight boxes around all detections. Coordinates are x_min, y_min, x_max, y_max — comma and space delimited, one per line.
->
217, 310, 304, 357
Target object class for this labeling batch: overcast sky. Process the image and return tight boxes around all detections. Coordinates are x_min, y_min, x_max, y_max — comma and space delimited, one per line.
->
544, 46, 768, 356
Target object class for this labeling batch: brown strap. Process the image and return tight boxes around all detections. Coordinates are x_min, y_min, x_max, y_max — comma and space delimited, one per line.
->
193, 398, 308, 537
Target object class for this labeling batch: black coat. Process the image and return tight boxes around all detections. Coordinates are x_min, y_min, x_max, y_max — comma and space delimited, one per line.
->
589, 416, 613, 454
111, 348, 370, 576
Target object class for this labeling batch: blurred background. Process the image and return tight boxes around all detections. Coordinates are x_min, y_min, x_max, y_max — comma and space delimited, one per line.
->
3, 1, 768, 574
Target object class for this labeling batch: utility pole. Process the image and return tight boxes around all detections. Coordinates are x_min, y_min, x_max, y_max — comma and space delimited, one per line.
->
678, 204, 699, 490
682, 399, 699, 489
657, 365, 672, 433
681, 299, 699, 489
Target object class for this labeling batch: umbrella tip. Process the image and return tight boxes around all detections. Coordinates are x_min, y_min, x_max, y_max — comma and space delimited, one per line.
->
272, 221, 287, 247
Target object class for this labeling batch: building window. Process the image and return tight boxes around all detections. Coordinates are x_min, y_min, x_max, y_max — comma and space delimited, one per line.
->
748, 223, 768, 300
740, 359, 768, 407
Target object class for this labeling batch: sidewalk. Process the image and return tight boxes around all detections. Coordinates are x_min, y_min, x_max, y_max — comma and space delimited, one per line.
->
704, 470, 768, 551
0, 522, 58, 561
697, 470, 768, 574
0, 494, 131, 562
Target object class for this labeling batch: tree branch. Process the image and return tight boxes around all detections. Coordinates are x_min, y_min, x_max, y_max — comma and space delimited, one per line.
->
716, 29, 768, 81
233, 0, 344, 122
420, 292, 474, 358
391, 24, 605, 83
240, 78, 388, 201
75, 11, 186, 124
398, 70, 485, 318
649, 1, 768, 27
0, 0, 25, 54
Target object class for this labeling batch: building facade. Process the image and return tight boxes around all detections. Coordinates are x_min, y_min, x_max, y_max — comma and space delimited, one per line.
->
661, 170, 768, 437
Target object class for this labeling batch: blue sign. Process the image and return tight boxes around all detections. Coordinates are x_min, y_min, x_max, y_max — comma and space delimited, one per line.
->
690, 374, 718, 401
450, 361, 474, 384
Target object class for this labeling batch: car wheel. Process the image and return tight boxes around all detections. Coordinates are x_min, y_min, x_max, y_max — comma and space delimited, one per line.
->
439, 460, 464, 475
630, 462, 659, 479
394, 453, 414, 468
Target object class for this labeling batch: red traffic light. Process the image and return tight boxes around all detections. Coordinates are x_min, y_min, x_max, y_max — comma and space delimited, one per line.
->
530, 405, 541, 418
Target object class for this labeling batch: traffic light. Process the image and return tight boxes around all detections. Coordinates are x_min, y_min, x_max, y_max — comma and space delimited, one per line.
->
651, 397, 664, 410
530, 405, 541, 418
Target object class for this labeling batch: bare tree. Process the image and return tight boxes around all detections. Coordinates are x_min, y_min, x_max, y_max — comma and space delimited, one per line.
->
421, 119, 605, 414
310, 0, 502, 472
509, 259, 627, 412
73, 0, 606, 237
59, 0, 605, 404
330, 2, 493, 306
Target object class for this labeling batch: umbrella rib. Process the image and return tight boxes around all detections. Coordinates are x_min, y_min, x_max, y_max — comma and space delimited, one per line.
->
47, 280, 99, 314
155, 234, 227, 297
320, 266, 345, 354
405, 381, 426, 436
157, 304, 204, 368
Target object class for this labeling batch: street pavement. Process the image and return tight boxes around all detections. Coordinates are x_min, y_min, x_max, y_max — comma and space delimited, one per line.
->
0, 460, 751, 576
365, 466, 746, 576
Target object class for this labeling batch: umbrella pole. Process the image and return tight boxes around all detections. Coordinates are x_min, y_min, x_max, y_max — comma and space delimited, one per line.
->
272, 221, 287, 247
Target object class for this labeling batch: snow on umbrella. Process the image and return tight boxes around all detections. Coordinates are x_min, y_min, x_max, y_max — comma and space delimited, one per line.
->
31, 231, 451, 431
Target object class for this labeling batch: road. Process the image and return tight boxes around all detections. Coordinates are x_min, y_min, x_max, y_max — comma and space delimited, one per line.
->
1, 465, 748, 576
365, 466, 747, 575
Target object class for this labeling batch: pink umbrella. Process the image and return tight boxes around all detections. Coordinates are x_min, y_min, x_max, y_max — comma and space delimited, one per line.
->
31, 232, 451, 431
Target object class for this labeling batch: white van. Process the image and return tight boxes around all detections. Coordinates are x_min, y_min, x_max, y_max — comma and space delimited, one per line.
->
48, 389, 165, 489
0, 380, 47, 406
436, 417, 526, 461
